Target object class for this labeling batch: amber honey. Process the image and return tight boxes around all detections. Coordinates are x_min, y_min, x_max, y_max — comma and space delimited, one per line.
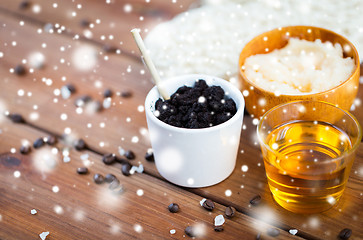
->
263, 120, 354, 213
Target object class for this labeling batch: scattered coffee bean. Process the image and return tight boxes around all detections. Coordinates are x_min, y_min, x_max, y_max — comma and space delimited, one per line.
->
121, 162, 132, 176
103, 45, 117, 53
74, 139, 86, 151
65, 84, 76, 93
185, 226, 196, 238
79, 19, 90, 28
115, 157, 127, 164
121, 90, 133, 98
104, 173, 116, 183
256, 232, 262, 240
168, 203, 180, 213
93, 173, 104, 184
339, 228, 352, 240
14, 64, 26, 76
225, 206, 236, 218
145, 152, 154, 162
8, 113, 25, 123
109, 179, 120, 190
74, 95, 92, 107
19, 145, 31, 154
19, 0, 31, 9
33, 137, 45, 149
93, 100, 103, 112
214, 225, 224, 232
0, 155, 21, 167
267, 228, 280, 237
77, 167, 88, 175
45, 135, 57, 146
202, 199, 215, 211
360, 61, 363, 77
250, 195, 261, 206
124, 150, 135, 160
103, 89, 113, 98
102, 153, 116, 165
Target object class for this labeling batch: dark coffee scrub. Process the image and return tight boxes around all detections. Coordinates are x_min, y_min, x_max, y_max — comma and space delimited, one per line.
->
155, 79, 237, 129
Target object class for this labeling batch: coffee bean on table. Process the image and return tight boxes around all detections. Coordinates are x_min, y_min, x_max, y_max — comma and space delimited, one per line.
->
103, 89, 113, 98
250, 195, 261, 206
93, 100, 103, 112
77, 167, 88, 175
121, 90, 132, 98
124, 150, 135, 160
103, 45, 117, 53
168, 203, 180, 213
45, 135, 57, 146
19, 0, 31, 9
19, 145, 31, 154
202, 199, 215, 211
360, 61, 363, 77
93, 173, 104, 184
33, 138, 45, 149
104, 173, 116, 183
121, 162, 132, 176
14, 64, 26, 76
338, 228, 352, 240
74, 95, 92, 107
185, 226, 196, 237
145, 152, 154, 162
102, 153, 116, 165
115, 157, 127, 164
214, 225, 224, 232
225, 206, 236, 218
109, 179, 120, 190
79, 19, 90, 28
8, 113, 25, 123
267, 228, 280, 237
74, 139, 86, 151
65, 84, 76, 93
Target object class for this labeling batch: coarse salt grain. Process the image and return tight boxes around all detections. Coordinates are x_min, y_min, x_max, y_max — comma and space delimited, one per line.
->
39, 231, 49, 240
214, 215, 225, 226
31, 209, 37, 215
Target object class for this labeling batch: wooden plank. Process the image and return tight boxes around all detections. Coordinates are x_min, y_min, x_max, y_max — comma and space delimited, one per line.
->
0, 120, 303, 239
0, 13, 158, 172
1, 10, 362, 240
0, 0, 198, 55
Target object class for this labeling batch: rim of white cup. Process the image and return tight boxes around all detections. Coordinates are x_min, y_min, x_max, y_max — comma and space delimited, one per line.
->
145, 74, 245, 133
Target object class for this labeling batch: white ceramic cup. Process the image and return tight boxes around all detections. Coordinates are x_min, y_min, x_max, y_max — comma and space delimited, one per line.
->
145, 74, 245, 187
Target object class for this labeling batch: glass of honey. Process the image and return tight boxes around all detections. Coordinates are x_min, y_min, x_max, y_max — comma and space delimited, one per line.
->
257, 100, 362, 213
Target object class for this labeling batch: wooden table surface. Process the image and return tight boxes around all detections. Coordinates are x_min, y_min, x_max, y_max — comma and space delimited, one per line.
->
0, 1, 362, 239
